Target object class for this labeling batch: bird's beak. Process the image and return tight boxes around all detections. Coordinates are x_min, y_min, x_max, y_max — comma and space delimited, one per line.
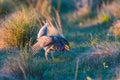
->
65, 45, 70, 51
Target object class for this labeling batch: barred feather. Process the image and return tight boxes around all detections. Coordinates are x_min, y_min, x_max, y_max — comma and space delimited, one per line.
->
32, 42, 42, 55
32, 36, 53, 55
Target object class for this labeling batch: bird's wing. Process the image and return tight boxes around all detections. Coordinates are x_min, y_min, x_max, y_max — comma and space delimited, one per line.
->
37, 22, 48, 40
32, 36, 53, 55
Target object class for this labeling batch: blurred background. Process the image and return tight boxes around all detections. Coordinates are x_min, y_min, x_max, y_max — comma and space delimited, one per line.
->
0, 0, 120, 80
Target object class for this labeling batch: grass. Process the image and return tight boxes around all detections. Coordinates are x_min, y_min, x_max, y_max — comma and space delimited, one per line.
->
0, 8, 40, 48
109, 20, 120, 38
1, 40, 120, 80
76, 41, 120, 80
0, 0, 120, 80
6, 49, 47, 80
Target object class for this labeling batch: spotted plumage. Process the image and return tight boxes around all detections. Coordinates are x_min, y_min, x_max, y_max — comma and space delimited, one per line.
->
32, 21, 70, 60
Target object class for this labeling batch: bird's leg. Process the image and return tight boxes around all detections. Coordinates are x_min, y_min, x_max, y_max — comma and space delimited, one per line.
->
45, 49, 50, 61
51, 51, 55, 60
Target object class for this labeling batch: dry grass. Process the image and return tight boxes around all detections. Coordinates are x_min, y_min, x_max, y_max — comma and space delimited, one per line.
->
77, 41, 120, 65
109, 20, 120, 37
100, 0, 120, 18
0, 28, 6, 49
75, 41, 120, 79
0, 8, 40, 48
25, 0, 51, 16
0, 0, 58, 49
67, 0, 120, 27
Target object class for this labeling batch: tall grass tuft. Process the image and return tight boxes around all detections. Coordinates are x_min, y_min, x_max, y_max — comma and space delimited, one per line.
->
1, 8, 40, 48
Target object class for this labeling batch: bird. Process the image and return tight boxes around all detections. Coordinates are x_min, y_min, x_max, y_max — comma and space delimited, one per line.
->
32, 21, 70, 61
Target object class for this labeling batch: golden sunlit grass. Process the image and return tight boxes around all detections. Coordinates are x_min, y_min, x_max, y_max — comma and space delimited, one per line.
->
101, 0, 120, 18
0, 8, 40, 48
109, 20, 120, 37
0, 28, 6, 49
0, 0, 54, 49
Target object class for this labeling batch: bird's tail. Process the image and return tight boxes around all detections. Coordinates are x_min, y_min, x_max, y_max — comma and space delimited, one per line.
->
32, 42, 42, 55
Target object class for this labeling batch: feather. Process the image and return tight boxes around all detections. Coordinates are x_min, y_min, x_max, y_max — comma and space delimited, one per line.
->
37, 22, 48, 40
32, 42, 42, 55
32, 36, 53, 55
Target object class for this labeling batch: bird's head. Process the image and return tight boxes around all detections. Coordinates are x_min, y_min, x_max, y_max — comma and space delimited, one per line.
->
61, 38, 70, 51
64, 44, 70, 51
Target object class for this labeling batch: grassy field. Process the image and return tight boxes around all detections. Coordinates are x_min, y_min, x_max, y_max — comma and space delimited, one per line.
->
0, 0, 120, 80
